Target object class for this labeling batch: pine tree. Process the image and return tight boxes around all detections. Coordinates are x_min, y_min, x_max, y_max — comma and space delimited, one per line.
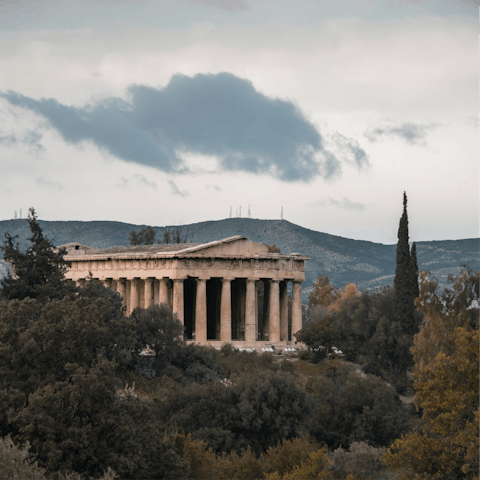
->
393, 192, 416, 336
0, 207, 76, 302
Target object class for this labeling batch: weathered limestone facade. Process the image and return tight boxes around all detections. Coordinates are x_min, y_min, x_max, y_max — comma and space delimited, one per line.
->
62, 236, 309, 348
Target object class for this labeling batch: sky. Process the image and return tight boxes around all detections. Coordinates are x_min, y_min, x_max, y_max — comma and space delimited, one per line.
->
0, 0, 478, 245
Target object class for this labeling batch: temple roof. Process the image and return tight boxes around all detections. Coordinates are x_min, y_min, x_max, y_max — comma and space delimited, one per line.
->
60, 236, 310, 260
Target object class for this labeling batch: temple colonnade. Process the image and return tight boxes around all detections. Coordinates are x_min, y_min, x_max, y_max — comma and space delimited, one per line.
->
75, 275, 303, 344
65, 236, 309, 347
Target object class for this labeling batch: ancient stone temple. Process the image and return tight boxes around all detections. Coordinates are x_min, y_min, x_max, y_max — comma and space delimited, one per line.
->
61, 236, 309, 348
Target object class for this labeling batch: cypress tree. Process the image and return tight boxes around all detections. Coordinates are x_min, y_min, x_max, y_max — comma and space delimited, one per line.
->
393, 192, 416, 336
410, 242, 419, 299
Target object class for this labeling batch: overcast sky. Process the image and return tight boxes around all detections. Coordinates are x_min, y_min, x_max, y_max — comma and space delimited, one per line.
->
0, 0, 478, 244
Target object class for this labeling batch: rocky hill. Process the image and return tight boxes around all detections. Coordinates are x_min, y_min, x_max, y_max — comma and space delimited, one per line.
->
0, 218, 478, 297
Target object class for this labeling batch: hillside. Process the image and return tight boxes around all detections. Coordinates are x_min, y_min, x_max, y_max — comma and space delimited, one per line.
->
0, 217, 478, 296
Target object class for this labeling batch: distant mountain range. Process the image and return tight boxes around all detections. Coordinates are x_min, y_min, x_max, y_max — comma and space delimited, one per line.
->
0, 218, 478, 298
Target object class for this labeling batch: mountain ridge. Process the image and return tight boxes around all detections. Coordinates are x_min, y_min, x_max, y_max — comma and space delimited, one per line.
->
0, 217, 477, 296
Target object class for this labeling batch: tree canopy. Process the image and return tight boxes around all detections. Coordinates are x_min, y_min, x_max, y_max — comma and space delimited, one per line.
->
0, 294, 188, 479
129, 226, 157, 245
383, 266, 479, 479
129, 226, 189, 245
0, 208, 76, 302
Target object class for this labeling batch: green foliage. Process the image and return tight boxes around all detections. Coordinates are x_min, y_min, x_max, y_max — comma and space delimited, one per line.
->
412, 265, 479, 371
393, 192, 417, 336
0, 295, 190, 479
329, 442, 396, 480
263, 435, 323, 477
169, 342, 281, 382
410, 242, 419, 299
0, 208, 76, 302
234, 371, 314, 453
130, 303, 185, 375
0, 435, 46, 480
160, 227, 188, 244
297, 285, 418, 387
129, 226, 156, 245
161, 371, 313, 455
307, 360, 411, 449
383, 267, 479, 480
77, 275, 123, 309
384, 328, 479, 479
182, 433, 332, 480
295, 313, 338, 361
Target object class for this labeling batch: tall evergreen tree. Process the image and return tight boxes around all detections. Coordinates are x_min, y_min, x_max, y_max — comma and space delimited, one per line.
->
0, 208, 76, 302
410, 241, 419, 299
393, 193, 416, 336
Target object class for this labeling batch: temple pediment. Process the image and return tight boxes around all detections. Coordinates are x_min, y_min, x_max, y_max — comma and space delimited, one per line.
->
174, 236, 269, 257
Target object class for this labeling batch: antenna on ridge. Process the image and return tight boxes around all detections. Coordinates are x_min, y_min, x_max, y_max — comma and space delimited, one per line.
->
230, 206, 232, 219
239, 206, 242, 218
248, 204, 251, 219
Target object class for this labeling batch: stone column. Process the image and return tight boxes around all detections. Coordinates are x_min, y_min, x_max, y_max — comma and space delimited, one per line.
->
292, 281, 303, 341
117, 279, 126, 310
144, 278, 153, 309
111, 279, 118, 292
245, 279, 257, 344
269, 280, 280, 342
153, 279, 159, 305
220, 278, 232, 342
126, 280, 131, 314
173, 278, 185, 325
280, 281, 289, 342
262, 280, 270, 340
130, 278, 140, 314
195, 278, 207, 344
159, 278, 169, 305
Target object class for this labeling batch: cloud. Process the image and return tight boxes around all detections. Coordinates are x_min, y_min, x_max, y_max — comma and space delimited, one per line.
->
116, 174, 158, 190
329, 132, 369, 170
206, 184, 222, 192
364, 122, 437, 146
459, 0, 479, 9
168, 180, 188, 198
24, 130, 43, 149
388, 0, 423, 6
388, 0, 478, 9
180, 0, 249, 11
312, 197, 366, 211
1, 72, 345, 183
36, 177, 62, 190
0, 133, 17, 145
